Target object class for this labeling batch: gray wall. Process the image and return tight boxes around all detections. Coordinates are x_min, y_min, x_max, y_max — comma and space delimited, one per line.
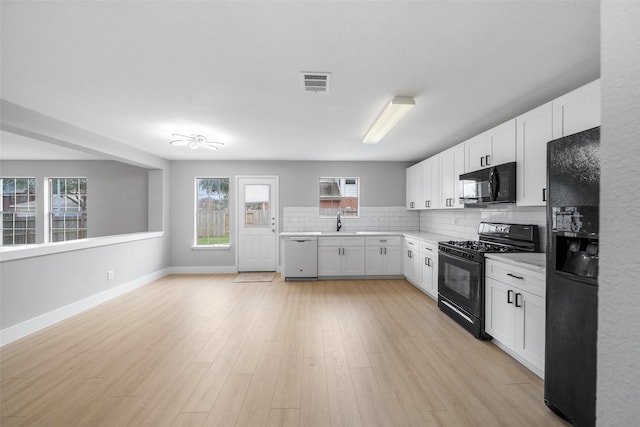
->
0, 103, 171, 334
1, 160, 149, 240
0, 236, 167, 329
598, 2, 640, 425
169, 160, 410, 268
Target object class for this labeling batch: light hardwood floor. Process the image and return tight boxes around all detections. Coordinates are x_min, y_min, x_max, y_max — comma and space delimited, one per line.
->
0, 274, 569, 426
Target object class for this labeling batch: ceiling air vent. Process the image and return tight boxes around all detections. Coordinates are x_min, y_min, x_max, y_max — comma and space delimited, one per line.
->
301, 72, 331, 93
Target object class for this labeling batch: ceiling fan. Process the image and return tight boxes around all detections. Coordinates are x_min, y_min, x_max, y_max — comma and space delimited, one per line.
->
170, 134, 224, 150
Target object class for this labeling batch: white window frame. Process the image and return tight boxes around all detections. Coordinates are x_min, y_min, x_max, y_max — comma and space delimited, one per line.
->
46, 177, 87, 243
194, 177, 230, 248
1, 177, 37, 246
318, 177, 360, 218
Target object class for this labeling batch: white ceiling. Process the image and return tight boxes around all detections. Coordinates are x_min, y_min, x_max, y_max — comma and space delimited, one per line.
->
0, 1, 600, 162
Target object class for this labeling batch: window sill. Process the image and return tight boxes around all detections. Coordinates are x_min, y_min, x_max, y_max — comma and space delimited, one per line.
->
0, 231, 164, 262
191, 245, 232, 251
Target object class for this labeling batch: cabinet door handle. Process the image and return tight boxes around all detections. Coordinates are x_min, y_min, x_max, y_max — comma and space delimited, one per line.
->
480, 156, 485, 167
515, 293, 523, 308
384, 248, 387, 255
507, 289, 514, 304
380, 248, 383, 255
542, 188, 547, 202
507, 273, 524, 280
485, 154, 491, 166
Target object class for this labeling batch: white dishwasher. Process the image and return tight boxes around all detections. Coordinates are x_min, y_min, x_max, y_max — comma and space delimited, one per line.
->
284, 236, 318, 280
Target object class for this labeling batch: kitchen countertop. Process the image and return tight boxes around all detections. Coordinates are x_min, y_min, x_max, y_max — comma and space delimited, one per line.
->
280, 231, 458, 245
485, 252, 546, 272
402, 231, 459, 244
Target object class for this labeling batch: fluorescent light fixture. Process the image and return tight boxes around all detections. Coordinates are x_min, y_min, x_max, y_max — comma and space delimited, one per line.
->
363, 96, 415, 144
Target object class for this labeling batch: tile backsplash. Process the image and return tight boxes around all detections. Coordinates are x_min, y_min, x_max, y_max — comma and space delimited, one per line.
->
420, 205, 547, 250
283, 206, 419, 232
283, 205, 546, 251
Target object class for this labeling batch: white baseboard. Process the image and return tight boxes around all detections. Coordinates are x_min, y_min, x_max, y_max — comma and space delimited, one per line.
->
0, 268, 169, 347
167, 266, 238, 275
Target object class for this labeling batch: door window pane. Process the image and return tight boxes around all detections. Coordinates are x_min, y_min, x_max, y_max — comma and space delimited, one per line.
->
244, 184, 270, 227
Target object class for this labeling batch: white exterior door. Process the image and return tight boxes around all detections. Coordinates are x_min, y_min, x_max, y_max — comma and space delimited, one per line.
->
238, 177, 278, 272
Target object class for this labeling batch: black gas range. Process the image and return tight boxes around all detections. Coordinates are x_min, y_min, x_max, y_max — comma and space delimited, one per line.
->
437, 222, 539, 339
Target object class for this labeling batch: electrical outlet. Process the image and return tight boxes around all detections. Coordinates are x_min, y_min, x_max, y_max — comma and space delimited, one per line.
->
107, 270, 114, 281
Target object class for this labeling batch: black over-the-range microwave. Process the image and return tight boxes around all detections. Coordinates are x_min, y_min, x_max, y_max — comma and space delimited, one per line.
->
459, 162, 516, 207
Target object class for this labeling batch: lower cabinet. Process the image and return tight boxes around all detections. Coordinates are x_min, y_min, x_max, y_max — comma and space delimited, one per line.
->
365, 236, 402, 275
403, 237, 420, 285
419, 241, 439, 299
318, 237, 365, 276
484, 258, 546, 378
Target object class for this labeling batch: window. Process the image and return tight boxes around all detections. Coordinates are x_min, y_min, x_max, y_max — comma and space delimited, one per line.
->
1, 178, 36, 245
244, 184, 270, 227
196, 178, 229, 246
49, 178, 87, 242
319, 177, 359, 217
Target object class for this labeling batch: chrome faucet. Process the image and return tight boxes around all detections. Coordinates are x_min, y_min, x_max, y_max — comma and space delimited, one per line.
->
336, 211, 342, 232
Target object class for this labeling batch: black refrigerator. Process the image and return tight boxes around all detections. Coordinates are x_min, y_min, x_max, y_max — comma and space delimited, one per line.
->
545, 126, 599, 426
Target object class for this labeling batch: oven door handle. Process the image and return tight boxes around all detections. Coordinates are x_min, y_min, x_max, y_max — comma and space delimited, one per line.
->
438, 250, 480, 269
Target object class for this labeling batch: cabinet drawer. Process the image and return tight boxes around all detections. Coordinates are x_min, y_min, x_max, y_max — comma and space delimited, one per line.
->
420, 241, 438, 253
365, 236, 402, 246
318, 236, 365, 247
486, 259, 545, 297
404, 237, 419, 249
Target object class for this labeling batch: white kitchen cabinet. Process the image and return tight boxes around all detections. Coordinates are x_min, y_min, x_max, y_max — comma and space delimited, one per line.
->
464, 119, 516, 172
439, 143, 465, 209
552, 79, 601, 139
403, 237, 420, 285
405, 163, 421, 210
419, 241, 439, 299
420, 156, 440, 209
484, 258, 546, 378
318, 236, 365, 277
516, 102, 553, 206
365, 236, 402, 276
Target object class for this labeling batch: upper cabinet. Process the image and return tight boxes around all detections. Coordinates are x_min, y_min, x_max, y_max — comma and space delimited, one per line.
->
406, 163, 421, 210
515, 79, 601, 207
516, 102, 553, 206
464, 119, 516, 173
439, 143, 465, 209
552, 79, 601, 139
420, 156, 440, 209
405, 79, 600, 211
